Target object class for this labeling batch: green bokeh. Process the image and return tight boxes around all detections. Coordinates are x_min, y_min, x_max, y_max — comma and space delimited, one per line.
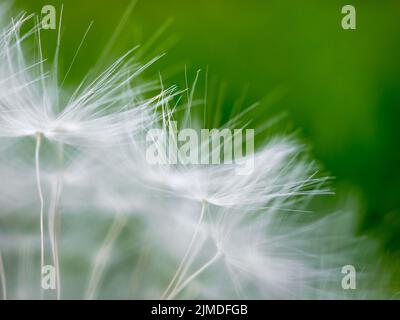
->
13, 0, 400, 250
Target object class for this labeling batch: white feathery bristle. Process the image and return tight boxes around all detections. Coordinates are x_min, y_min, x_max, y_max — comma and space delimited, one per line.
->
0, 11, 391, 300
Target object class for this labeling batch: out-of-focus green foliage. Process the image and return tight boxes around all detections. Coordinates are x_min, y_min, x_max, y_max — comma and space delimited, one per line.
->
13, 0, 400, 252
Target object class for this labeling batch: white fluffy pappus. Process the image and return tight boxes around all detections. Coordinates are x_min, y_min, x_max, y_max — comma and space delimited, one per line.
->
0, 10, 391, 300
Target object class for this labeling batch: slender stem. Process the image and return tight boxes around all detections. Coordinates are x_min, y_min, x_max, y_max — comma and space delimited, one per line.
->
128, 245, 149, 299
35, 132, 45, 291
85, 215, 127, 300
167, 251, 221, 300
0, 251, 6, 300
54, 142, 63, 300
161, 200, 207, 299
48, 172, 63, 300
175, 239, 202, 288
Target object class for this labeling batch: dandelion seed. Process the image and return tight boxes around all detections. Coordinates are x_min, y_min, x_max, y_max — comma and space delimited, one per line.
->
0, 10, 387, 301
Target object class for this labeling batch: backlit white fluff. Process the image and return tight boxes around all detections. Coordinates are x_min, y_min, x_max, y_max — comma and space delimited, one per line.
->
0, 11, 390, 301
0, 16, 170, 146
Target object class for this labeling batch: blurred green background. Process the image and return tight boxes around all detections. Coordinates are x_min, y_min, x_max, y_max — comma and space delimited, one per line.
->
12, 0, 400, 251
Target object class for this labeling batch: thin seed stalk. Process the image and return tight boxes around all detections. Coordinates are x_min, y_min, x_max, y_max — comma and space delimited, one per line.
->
161, 200, 207, 299
0, 251, 6, 300
35, 132, 45, 290
167, 251, 221, 300
48, 142, 64, 299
